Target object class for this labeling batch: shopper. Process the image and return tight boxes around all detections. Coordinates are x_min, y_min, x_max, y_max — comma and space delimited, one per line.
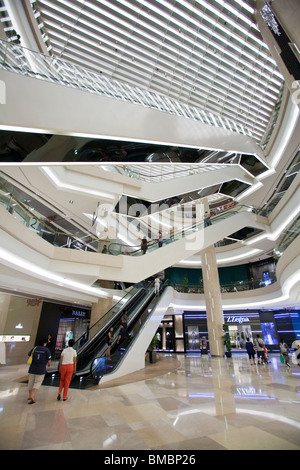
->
57, 339, 77, 401
280, 338, 291, 371
290, 341, 300, 366
254, 334, 265, 365
154, 277, 160, 296
46, 333, 53, 354
106, 327, 114, 360
121, 311, 128, 334
27, 338, 51, 404
204, 211, 212, 227
141, 237, 148, 254
117, 324, 127, 348
245, 337, 256, 365
158, 231, 163, 247
263, 346, 270, 364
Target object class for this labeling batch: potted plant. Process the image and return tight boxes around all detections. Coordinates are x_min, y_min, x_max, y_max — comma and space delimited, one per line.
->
182, 277, 189, 293
222, 324, 232, 358
148, 334, 159, 363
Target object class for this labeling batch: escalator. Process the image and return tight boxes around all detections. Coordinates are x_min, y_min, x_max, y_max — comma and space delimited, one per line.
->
43, 279, 156, 389
90, 283, 167, 384
107, 204, 260, 258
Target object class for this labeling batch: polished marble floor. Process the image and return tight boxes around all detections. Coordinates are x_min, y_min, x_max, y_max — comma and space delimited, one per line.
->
0, 353, 300, 450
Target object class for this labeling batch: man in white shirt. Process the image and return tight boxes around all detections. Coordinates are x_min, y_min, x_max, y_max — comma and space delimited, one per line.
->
154, 277, 160, 296
57, 339, 77, 401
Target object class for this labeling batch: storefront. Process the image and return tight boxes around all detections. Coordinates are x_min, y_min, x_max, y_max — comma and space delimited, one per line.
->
183, 313, 208, 353
36, 301, 91, 359
55, 306, 91, 357
156, 315, 175, 352
155, 309, 300, 354
224, 312, 261, 350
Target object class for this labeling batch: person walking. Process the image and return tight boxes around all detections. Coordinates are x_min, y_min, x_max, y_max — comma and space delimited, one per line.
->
27, 338, 51, 404
263, 346, 270, 364
245, 337, 256, 366
280, 338, 291, 371
57, 339, 77, 401
254, 334, 265, 365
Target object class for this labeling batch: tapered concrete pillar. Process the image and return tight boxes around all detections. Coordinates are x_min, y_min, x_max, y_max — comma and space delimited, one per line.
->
200, 244, 224, 357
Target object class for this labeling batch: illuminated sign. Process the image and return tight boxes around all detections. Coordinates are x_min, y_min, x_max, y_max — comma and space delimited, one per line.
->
0, 335, 30, 342
72, 310, 87, 317
227, 316, 250, 324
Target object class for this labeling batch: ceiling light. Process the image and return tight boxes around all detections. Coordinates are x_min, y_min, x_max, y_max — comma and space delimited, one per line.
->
0, 246, 108, 299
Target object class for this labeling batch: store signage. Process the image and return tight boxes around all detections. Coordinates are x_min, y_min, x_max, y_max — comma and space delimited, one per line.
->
72, 309, 87, 318
0, 335, 30, 342
227, 316, 250, 324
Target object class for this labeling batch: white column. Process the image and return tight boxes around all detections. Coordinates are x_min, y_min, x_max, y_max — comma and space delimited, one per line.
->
201, 244, 224, 357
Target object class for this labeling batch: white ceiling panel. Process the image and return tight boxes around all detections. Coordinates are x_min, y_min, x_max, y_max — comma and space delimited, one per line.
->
24, 0, 283, 142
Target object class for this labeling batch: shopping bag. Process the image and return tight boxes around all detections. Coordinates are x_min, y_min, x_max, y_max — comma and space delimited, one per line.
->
279, 353, 285, 364
27, 347, 36, 366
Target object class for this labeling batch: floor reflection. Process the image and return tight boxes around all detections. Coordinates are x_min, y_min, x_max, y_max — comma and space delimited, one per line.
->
0, 353, 300, 450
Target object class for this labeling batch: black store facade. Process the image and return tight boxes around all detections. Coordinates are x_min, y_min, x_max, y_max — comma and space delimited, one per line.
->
36, 301, 91, 358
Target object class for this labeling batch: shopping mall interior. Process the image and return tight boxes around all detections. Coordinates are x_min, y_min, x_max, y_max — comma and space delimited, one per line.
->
0, 0, 300, 452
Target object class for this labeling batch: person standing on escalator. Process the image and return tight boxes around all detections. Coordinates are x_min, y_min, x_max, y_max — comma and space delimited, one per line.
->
117, 324, 127, 349
204, 211, 212, 227
106, 327, 114, 360
121, 311, 128, 334
158, 231, 163, 247
155, 277, 160, 296
141, 237, 148, 254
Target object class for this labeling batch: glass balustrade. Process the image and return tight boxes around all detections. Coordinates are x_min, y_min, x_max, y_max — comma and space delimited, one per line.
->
0, 176, 99, 252
0, 38, 250, 138
168, 273, 277, 294
274, 214, 300, 259
0, 174, 253, 259
0, 171, 251, 255
0, 172, 284, 294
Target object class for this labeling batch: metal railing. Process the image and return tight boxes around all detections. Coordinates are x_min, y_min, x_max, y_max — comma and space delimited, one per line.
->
113, 162, 234, 182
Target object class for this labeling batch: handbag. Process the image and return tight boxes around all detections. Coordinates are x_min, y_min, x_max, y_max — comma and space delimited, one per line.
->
279, 353, 285, 364
27, 347, 36, 366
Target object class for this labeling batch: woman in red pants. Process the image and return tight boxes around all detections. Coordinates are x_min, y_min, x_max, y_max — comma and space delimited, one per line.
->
57, 339, 77, 401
